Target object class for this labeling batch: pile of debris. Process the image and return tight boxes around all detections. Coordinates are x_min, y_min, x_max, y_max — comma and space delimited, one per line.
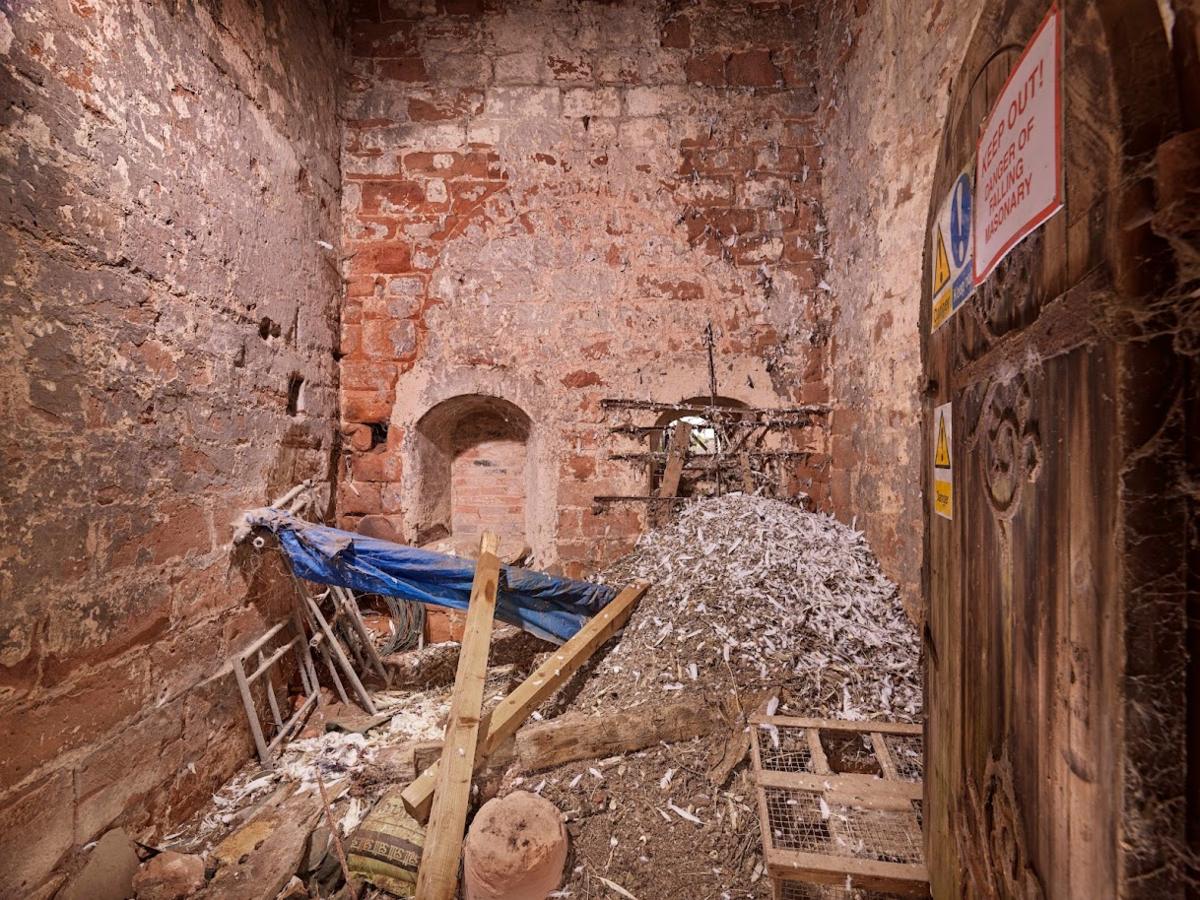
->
523, 493, 921, 899
569, 492, 920, 722
102, 492, 920, 900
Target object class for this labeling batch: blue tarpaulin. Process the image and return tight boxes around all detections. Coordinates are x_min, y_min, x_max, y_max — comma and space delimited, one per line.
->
243, 509, 616, 644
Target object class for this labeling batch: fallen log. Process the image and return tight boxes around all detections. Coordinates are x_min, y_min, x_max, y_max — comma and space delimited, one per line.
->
401, 582, 650, 821
385, 699, 721, 784
515, 699, 725, 772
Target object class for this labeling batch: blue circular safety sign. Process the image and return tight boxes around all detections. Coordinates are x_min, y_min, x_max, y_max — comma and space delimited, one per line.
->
949, 174, 971, 269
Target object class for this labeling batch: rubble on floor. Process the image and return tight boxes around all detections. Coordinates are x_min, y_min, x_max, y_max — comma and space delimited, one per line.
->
571, 493, 920, 722
135, 495, 919, 900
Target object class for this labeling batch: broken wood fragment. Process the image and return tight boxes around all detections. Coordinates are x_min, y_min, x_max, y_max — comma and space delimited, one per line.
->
657, 420, 693, 501
401, 581, 650, 822
200, 783, 329, 900
414, 532, 501, 900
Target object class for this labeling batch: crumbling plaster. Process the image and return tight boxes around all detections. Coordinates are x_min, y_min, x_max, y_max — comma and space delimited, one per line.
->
817, 0, 987, 614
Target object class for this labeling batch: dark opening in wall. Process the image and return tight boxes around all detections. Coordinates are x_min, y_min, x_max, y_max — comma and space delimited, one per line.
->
286, 373, 304, 416
368, 421, 389, 448
259, 316, 281, 339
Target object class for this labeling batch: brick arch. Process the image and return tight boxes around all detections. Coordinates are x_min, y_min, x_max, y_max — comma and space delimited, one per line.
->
409, 394, 536, 556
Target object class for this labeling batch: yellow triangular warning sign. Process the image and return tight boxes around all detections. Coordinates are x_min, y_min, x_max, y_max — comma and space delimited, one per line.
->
934, 412, 951, 469
932, 228, 950, 294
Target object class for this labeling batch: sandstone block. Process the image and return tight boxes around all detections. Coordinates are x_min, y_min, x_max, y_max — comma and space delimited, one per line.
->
132, 851, 207, 900
463, 791, 567, 900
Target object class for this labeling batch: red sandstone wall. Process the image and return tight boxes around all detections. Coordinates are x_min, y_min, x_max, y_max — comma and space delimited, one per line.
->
816, 0, 985, 615
338, 0, 831, 572
0, 2, 343, 894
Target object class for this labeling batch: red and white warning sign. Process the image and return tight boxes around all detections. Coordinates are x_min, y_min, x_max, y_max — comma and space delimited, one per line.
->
973, 4, 1063, 283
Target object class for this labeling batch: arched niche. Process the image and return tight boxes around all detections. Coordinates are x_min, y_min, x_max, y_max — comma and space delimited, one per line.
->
409, 394, 534, 554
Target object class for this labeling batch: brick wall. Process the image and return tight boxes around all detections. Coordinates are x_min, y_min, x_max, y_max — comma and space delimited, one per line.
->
450, 416, 528, 545
0, 2, 343, 894
816, 0, 985, 615
338, 0, 831, 571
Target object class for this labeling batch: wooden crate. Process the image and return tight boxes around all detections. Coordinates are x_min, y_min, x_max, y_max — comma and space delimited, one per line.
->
749, 712, 929, 899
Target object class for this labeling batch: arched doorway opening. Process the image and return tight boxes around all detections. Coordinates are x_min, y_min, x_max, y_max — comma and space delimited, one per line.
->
411, 395, 533, 556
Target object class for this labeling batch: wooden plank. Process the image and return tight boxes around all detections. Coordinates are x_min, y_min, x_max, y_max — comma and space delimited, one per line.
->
333, 586, 388, 683
248, 637, 301, 683
805, 728, 831, 775
738, 452, 756, 493
764, 848, 929, 896
414, 532, 501, 900
657, 420, 693, 499
233, 657, 272, 766
871, 731, 900, 781
258, 650, 285, 729
401, 581, 650, 821
515, 698, 724, 772
755, 770, 922, 803
237, 620, 291, 660
305, 594, 377, 714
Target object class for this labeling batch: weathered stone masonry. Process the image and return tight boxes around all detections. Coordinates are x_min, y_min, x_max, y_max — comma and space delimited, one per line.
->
817, 0, 985, 614
0, 2, 342, 894
338, 0, 832, 575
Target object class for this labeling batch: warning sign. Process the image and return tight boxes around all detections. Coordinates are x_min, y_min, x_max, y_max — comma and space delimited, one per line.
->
933, 231, 950, 294
933, 402, 953, 520
974, 4, 1063, 283
930, 164, 976, 331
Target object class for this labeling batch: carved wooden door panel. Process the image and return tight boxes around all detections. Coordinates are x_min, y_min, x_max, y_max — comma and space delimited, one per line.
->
921, 2, 1189, 897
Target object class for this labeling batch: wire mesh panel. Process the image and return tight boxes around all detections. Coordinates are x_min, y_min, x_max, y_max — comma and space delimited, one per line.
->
757, 724, 816, 773
821, 730, 883, 776
884, 734, 923, 782
763, 788, 923, 864
778, 878, 916, 899
752, 713, 928, 897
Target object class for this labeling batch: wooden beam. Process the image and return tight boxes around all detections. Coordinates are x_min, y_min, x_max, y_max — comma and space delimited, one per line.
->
738, 452, 756, 494
402, 581, 651, 821
304, 594, 377, 714
755, 770, 922, 804
763, 848, 928, 896
515, 699, 724, 772
414, 532, 501, 900
870, 731, 900, 781
748, 713, 921, 736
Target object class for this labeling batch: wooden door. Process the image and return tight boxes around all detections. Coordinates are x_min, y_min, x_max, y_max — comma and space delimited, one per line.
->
920, 1, 1191, 897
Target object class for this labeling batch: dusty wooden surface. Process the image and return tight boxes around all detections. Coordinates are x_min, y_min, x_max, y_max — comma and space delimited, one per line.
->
515, 699, 724, 771
414, 533, 501, 900
921, 1, 1189, 897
